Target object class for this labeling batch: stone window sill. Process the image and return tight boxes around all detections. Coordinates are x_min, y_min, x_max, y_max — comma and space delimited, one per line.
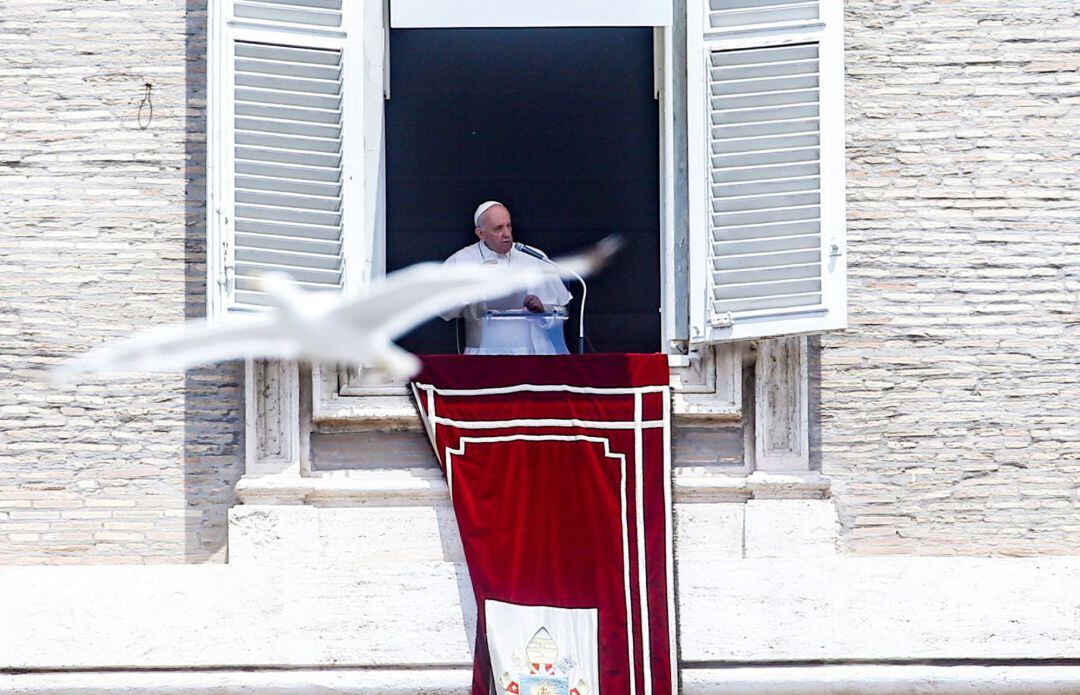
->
311, 345, 744, 430
236, 467, 829, 507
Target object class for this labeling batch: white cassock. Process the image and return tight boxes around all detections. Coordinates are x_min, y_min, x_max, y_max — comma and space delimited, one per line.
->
439, 241, 572, 355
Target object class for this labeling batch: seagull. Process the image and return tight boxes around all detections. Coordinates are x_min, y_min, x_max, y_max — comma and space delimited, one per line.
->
49, 236, 622, 384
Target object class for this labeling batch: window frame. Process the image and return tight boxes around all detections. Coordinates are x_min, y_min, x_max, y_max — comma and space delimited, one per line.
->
389, 0, 672, 29
363, 24, 683, 354
308, 13, 741, 426
208, 1, 843, 429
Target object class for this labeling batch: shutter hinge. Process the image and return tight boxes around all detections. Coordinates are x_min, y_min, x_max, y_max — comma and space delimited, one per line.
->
220, 239, 233, 288
829, 241, 843, 257
711, 312, 733, 328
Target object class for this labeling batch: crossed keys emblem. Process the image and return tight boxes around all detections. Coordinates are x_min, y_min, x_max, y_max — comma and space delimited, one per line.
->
497, 627, 591, 695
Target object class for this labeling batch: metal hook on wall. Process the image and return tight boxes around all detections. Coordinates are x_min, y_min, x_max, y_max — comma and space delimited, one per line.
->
138, 82, 153, 130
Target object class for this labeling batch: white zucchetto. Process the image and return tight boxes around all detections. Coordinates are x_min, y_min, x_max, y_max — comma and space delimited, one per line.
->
473, 200, 504, 227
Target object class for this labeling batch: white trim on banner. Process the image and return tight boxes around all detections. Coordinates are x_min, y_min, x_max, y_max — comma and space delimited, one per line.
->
634, 392, 653, 695
390, 0, 672, 28
444, 434, 636, 689
663, 389, 678, 692
413, 383, 669, 397
429, 416, 667, 431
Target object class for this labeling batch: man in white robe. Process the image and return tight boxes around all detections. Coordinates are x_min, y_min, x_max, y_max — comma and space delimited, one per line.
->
440, 201, 572, 354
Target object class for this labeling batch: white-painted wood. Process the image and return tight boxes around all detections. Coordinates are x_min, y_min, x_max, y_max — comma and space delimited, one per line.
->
208, 0, 378, 318
207, 0, 234, 319
751, 336, 809, 471
234, 0, 343, 29
207, 0, 227, 319
659, 25, 678, 350
389, 0, 672, 28
816, 0, 847, 335
685, 0, 712, 346
686, 0, 846, 344
338, 0, 364, 299
349, 0, 387, 294
705, 0, 818, 32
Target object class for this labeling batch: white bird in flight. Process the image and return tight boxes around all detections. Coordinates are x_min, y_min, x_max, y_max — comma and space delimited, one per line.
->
49, 237, 621, 384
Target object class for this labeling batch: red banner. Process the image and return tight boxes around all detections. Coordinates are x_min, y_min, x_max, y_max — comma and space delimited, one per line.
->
413, 355, 675, 695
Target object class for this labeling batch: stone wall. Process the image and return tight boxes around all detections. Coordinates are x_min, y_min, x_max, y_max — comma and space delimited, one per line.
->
0, 0, 243, 564
3, 0, 1079, 564
824, 0, 1080, 554
7, 556, 1080, 692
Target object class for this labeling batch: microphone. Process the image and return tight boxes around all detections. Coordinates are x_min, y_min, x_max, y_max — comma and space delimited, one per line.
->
514, 242, 588, 354
513, 242, 546, 261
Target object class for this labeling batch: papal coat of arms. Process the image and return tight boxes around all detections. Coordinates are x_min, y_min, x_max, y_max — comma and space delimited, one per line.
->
496, 627, 592, 695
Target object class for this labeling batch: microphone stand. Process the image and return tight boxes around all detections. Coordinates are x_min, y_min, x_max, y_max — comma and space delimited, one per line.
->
514, 242, 588, 354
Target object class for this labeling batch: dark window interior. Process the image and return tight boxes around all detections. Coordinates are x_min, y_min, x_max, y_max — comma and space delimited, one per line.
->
385, 28, 660, 354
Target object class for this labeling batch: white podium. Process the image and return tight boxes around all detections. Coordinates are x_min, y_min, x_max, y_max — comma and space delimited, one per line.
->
464, 308, 570, 355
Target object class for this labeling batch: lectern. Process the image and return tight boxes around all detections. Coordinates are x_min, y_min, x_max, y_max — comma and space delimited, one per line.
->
466, 308, 569, 355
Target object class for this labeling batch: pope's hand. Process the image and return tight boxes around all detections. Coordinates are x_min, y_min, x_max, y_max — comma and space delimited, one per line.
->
523, 294, 544, 313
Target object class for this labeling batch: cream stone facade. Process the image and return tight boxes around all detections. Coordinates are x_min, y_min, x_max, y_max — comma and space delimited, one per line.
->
2, 0, 1079, 693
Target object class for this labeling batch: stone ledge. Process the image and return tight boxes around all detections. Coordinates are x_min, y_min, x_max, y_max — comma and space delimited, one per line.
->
674, 470, 831, 503
236, 469, 831, 506
3, 669, 471, 695
236, 470, 450, 507
309, 396, 742, 430
10, 665, 1080, 695
682, 665, 1080, 695
312, 394, 422, 431
6, 558, 1080, 670
312, 348, 743, 430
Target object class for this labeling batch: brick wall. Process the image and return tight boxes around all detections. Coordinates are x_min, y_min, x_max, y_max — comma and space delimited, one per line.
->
3, 0, 1079, 563
823, 0, 1080, 555
0, 0, 243, 564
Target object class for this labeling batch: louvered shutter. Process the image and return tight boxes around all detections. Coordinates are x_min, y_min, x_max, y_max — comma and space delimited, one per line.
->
686, 0, 845, 343
209, 0, 361, 316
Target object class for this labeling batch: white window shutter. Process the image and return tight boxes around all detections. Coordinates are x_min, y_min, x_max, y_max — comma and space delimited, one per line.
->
686, 0, 845, 343
208, 0, 364, 317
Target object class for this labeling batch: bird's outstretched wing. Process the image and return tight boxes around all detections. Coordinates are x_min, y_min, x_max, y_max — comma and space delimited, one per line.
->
49, 314, 292, 384
328, 236, 622, 340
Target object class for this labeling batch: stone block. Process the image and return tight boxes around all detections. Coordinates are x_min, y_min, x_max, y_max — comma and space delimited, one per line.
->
744, 500, 839, 558
674, 503, 744, 559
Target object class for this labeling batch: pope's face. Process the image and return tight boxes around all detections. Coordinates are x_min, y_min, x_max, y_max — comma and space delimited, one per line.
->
476, 205, 514, 255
